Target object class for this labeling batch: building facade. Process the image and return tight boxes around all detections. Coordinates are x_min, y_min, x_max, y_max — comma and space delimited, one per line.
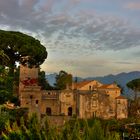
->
19, 65, 128, 120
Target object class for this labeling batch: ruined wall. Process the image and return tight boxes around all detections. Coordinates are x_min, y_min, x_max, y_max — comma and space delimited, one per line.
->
78, 93, 99, 119
59, 90, 76, 116
41, 91, 60, 115
19, 65, 127, 120
116, 98, 128, 119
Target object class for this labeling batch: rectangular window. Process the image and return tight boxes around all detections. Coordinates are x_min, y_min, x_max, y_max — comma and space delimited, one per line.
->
117, 100, 120, 104
92, 100, 97, 107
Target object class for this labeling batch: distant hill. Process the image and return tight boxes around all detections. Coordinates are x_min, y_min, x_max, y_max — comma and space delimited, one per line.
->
46, 71, 140, 98
45, 73, 57, 86
85, 71, 140, 98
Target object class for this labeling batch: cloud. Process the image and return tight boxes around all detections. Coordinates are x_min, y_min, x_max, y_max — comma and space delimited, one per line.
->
125, 2, 140, 10
0, 0, 140, 76
42, 58, 110, 77
114, 61, 137, 65
42, 13, 140, 55
0, 0, 140, 55
133, 51, 140, 58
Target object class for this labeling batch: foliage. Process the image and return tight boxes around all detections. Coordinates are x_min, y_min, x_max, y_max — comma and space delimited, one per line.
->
127, 78, 140, 99
0, 65, 8, 84
89, 120, 104, 140
0, 90, 11, 104
127, 78, 140, 91
127, 79, 140, 119
0, 29, 47, 96
128, 98, 140, 120
0, 50, 9, 65
0, 106, 10, 133
1, 107, 138, 140
0, 65, 20, 105
38, 70, 53, 90
55, 70, 72, 90
0, 116, 136, 139
0, 29, 47, 68
0, 114, 124, 140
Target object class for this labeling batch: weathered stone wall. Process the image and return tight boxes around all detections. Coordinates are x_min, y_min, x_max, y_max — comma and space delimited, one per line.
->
19, 65, 128, 120
19, 65, 38, 80
116, 99, 128, 119
59, 91, 76, 116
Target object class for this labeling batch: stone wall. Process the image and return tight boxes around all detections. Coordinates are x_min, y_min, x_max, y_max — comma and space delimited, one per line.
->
19, 65, 128, 120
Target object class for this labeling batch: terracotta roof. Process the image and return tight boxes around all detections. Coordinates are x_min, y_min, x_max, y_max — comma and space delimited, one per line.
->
74, 80, 91, 88
116, 96, 127, 99
98, 84, 120, 89
98, 84, 111, 88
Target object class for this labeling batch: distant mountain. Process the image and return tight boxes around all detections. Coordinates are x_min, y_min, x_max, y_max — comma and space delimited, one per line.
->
85, 71, 140, 98
86, 71, 140, 84
45, 73, 57, 86
46, 71, 140, 98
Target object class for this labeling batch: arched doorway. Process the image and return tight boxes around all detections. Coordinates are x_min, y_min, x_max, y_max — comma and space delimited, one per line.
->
68, 107, 72, 116
46, 107, 52, 116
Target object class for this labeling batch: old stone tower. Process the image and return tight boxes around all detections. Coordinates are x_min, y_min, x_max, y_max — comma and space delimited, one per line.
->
19, 64, 42, 118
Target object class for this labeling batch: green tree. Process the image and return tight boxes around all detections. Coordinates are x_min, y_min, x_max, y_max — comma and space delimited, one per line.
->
0, 65, 7, 85
0, 50, 9, 65
127, 78, 140, 100
82, 119, 90, 140
127, 79, 140, 120
0, 65, 12, 104
55, 70, 72, 90
90, 120, 104, 140
38, 70, 53, 90
0, 65, 20, 104
0, 30, 47, 76
0, 29, 47, 95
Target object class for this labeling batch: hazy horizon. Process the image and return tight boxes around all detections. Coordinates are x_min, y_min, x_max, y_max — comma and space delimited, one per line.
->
46, 70, 140, 79
0, 0, 140, 77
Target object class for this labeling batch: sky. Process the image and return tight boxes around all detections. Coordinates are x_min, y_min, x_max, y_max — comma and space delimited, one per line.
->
0, 0, 140, 77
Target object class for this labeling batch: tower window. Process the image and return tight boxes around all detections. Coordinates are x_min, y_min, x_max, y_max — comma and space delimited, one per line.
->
36, 100, 39, 104
46, 107, 52, 116
30, 95, 33, 99
89, 86, 91, 91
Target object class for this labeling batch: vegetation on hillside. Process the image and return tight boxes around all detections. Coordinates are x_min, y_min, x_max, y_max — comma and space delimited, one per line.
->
1, 110, 140, 140
0, 112, 122, 140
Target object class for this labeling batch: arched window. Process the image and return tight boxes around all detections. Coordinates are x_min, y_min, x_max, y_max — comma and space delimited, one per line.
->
93, 111, 96, 118
89, 85, 91, 91
36, 100, 39, 104
46, 107, 52, 116
68, 107, 72, 116
30, 95, 33, 99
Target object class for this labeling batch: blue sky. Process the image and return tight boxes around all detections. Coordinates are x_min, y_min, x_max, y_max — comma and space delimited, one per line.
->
0, 0, 140, 77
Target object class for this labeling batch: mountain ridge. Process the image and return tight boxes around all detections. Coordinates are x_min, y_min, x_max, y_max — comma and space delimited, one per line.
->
46, 71, 140, 98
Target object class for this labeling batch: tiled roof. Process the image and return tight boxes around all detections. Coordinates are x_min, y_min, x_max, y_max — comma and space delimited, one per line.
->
98, 84, 120, 89
116, 96, 127, 99
74, 80, 91, 88
98, 84, 111, 88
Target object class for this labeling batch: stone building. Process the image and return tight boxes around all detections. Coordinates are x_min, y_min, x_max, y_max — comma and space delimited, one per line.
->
19, 65, 128, 120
